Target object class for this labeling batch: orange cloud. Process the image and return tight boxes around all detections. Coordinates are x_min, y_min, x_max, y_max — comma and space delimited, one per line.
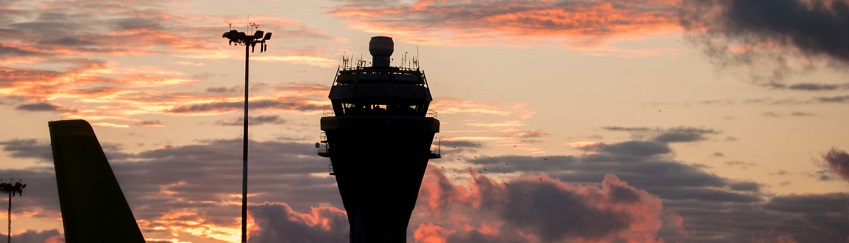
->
413, 223, 447, 243
331, 0, 681, 47
431, 98, 533, 118
1, 1, 344, 126
2, 52, 331, 125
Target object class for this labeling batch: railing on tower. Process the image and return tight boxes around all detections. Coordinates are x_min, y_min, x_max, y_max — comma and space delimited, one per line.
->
429, 135, 441, 159
317, 131, 331, 157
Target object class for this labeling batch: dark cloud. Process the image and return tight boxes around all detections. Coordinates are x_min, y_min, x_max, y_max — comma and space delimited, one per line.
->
14, 102, 62, 112
441, 140, 481, 149
790, 111, 815, 116
681, 0, 849, 83
584, 141, 672, 161
506, 129, 550, 143
761, 193, 849, 242
0, 139, 53, 162
654, 127, 720, 143
112, 17, 164, 31
137, 120, 162, 127
763, 111, 818, 118
470, 155, 577, 173
438, 140, 484, 156
602, 126, 652, 133
37, 37, 98, 47
814, 169, 834, 181
728, 181, 761, 192
215, 115, 286, 126
0, 67, 62, 84
0, 168, 62, 220
168, 99, 326, 113
788, 83, 839, 91
0, 229, 63, 243
725, 161, 756, 169
769, 82, 849, 91
763, 111, 781, 117
206, 86, 240, 93
603, 126, 720, 143
0, 44, 42, 57
501, 176, 638, 241
816, 95, 849, 103
822, 147, 849, 182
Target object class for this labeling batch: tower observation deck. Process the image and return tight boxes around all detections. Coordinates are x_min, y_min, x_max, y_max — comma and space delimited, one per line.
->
318, 36, 440, 242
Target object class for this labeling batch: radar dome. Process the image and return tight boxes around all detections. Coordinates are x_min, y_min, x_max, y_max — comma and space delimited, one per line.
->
369, 36, 394, 67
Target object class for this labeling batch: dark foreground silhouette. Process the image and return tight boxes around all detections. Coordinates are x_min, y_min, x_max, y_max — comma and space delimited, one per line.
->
48, 120, 145, 243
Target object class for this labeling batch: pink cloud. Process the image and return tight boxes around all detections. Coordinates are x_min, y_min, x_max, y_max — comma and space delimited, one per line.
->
430, 98, 533, 118
331, 0, 681, 47
751, 229, 798, 243
667, 212, 691, 237
411, 166, 666, 242
248, 203, 349, 242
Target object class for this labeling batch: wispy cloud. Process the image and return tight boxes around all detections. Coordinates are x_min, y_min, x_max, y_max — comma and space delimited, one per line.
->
14, 102, 66, 112
137, 120, 164, 128
431, 98, 533, 118
168, 97, 328, 114
768, 82, 849, 91
215, 115, 286, 126
331, 0, 680, 47
603, 126, 720, 143
0, 1, 340, 125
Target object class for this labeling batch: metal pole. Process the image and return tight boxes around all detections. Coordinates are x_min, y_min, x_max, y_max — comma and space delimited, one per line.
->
7, 193, 10, 243
241, 44, 250, 243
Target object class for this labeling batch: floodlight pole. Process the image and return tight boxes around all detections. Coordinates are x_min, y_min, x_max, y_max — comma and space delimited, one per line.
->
241, 40, 250, 243
222, 24, 271, 243
7, 192, 10, 243
0, 179, 24, 243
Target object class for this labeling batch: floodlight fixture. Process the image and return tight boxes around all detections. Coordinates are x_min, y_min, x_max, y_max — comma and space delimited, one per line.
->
1, 178, 26, 243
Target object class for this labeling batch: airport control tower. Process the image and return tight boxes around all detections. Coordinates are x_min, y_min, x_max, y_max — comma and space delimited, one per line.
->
318, 36, 440, 242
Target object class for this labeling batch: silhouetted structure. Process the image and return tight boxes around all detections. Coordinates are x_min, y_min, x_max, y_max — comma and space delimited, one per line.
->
318, 36, 440, 242
222, 22, 272, 243
48, 120, 145, 243
1, 179, 26, 243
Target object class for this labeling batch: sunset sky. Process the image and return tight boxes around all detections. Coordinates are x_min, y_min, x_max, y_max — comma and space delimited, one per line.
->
2, 0, 849, 242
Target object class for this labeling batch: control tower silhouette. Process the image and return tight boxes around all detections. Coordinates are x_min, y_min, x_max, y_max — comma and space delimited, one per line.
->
318, 36, 440, 242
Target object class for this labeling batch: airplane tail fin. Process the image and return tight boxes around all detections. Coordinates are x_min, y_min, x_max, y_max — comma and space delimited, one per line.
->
48, 120, 145, 243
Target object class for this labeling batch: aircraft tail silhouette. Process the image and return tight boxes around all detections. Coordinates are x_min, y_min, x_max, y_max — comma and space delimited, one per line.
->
48, 120, 145, 243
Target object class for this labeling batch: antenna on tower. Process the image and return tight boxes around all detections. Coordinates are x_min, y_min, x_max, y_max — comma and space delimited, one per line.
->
415, 46, 420, 70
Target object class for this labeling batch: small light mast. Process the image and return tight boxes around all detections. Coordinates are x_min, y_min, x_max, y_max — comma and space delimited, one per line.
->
0, 178, 26, 243
318, 36, 440, 242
